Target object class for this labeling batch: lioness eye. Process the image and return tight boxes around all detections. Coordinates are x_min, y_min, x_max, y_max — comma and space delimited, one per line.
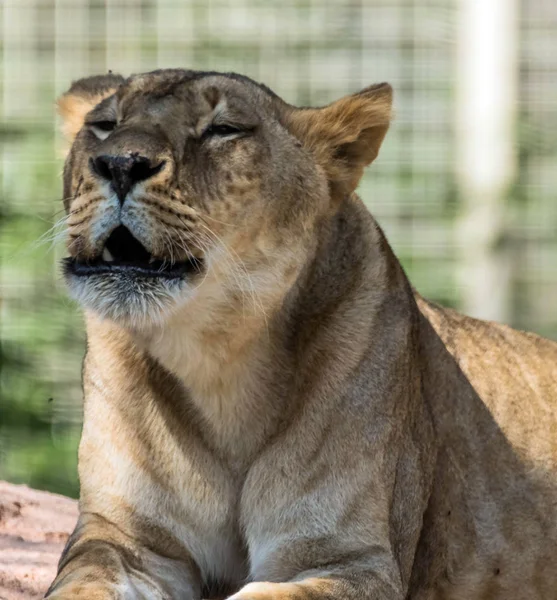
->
92, 121, 116, 131
203, 124, 243, 138
89, 121, 117, 141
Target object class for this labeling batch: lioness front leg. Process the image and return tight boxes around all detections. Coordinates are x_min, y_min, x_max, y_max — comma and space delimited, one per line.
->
45, 320, 239, 599
45, 511, 200, 599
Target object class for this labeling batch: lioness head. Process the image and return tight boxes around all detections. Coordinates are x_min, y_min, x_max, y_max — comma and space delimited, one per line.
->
58, 69, 392, 328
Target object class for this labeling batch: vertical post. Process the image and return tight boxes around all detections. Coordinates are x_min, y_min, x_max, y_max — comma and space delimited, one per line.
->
456, 0, 518, 322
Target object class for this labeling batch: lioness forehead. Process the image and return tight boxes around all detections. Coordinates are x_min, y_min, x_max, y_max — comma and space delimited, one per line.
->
125, 69, 278, 96
115, 69, 280, 113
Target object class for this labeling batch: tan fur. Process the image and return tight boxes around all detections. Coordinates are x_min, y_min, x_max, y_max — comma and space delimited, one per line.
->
46, 70, 557, 600
57, 94, 108, 142
287, 83, 392, 197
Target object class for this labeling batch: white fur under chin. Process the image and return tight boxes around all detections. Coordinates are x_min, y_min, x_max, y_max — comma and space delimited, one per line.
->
65, 271, 194, 329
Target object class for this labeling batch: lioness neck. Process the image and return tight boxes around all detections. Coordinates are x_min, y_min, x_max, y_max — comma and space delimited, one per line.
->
112, 195, 410, 459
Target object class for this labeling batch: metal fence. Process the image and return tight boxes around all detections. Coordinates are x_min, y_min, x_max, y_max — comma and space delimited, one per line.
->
1, 0, 556, 494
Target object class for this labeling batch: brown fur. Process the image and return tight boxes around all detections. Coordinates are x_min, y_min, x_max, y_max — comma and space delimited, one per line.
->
46, 70, 557, 600
57, 74, 126, 144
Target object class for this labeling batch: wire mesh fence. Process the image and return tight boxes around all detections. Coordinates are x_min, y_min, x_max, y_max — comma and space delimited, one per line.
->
0, 0, 556, 494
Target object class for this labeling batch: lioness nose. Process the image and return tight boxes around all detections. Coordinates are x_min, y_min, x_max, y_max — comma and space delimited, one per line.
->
90, 154, 164, 204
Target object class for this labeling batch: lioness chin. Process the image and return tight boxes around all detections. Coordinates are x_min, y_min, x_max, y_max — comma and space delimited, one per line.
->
45, 69, 557, 600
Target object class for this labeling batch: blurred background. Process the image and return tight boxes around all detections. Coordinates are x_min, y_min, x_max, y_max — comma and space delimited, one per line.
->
1, 0, 556, 497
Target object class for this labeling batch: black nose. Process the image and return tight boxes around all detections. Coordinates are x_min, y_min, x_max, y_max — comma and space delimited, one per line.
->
90, 154, 164, 204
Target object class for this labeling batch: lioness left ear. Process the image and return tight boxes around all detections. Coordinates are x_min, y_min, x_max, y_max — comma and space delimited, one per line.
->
287, 83, 392, 197
57, 73, 125, 143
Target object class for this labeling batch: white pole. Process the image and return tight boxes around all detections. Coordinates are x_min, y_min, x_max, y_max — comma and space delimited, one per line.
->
456, 0, 518, 323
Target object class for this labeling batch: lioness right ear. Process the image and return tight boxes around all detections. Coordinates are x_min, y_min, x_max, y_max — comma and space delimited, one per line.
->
287, 83, 393, 198
57, 73, 125, 143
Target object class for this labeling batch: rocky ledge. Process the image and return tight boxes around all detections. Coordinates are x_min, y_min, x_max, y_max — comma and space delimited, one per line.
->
0, 482, 77, 600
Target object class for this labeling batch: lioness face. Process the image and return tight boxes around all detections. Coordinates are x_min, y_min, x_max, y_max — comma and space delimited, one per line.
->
58, 70, 391, 327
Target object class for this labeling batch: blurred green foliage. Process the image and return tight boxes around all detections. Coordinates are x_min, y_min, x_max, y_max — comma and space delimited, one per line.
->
1, 128, 84, 497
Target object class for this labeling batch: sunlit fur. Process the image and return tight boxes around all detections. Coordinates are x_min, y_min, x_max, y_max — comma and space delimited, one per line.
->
47, 70, 557, 600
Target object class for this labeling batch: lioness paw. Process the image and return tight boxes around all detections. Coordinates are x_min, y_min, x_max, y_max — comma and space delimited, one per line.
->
228, 581, 304, 599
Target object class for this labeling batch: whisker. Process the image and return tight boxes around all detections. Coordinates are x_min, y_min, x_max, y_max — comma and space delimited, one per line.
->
31, 213, 70, 247
200, 214, 234, 228
7, 212, 71, 263
196, 229, 248, 319
172, 219, 242, 316
196, 222, 269, 331
174, 231, 212, 295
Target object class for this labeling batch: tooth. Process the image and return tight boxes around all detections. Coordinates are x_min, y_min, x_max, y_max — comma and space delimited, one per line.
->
102, 248, 115, 262
149, 256, 156, 264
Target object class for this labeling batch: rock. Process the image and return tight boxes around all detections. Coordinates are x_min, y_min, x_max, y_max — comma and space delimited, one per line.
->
0, 482, 77, 600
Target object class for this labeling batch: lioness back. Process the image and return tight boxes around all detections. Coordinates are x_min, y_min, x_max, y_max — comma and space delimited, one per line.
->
46, 69, 557, 600
414, 297, 557, 599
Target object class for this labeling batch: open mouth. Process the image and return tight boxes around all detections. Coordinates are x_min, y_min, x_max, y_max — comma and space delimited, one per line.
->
65, 225, 202, 279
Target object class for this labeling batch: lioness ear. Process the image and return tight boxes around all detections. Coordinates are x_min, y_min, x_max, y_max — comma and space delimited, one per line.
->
57, 73, 125, 142
288, 83, 392, 197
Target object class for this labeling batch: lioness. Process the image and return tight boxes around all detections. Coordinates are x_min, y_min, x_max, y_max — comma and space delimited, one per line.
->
46, 69, 557, 600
